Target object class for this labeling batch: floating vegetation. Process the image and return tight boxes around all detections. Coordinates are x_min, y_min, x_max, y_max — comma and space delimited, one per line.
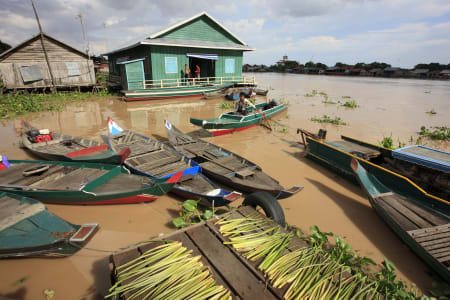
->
219, 102, 233, 109
424, 91, 431, 94
342, 95, 352, 99
304, 89, 318, 97
341, 100, 359, 108
107, 241, 231, 299
379, 135, 406, 149
322, 95, 337, 104
311, 115, 347, 125
319, 91, 328, 96
279, 127, 288, 133
426, 109, 437, 115
0, 90, 114, 119
172, 200, 214, 228
419, 126, 450, 141
216, 216, 420, 299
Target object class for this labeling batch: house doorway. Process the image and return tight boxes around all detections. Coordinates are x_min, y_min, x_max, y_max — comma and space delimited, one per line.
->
187, 54, 217, 79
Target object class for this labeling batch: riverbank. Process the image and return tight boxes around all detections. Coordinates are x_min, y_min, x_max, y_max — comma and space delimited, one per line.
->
0, 73, 448, 299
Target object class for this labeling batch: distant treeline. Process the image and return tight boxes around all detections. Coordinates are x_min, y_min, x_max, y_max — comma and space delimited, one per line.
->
245, 61, 450, 73
0, 40, 12, 54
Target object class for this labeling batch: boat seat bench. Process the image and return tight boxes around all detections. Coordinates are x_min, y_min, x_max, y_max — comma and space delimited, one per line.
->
328, 140, 381, 160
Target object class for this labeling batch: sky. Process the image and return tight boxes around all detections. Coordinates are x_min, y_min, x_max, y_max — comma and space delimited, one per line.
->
0, 0, 449, 68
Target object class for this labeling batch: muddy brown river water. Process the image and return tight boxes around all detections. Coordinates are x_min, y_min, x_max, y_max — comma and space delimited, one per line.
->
0, 73, 449, 299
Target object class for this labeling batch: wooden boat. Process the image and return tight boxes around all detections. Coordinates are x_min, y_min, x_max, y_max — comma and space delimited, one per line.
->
0, 192, 98, 258
301, 133, 450, 214
190, 101, 288, 136
202, 88, 229, 99
165, 120, 302, 198
123, 83, 233, 101
0, 156, 180, 205
22, 121, 130, 164
225, 90, 239, 101
254, 88, 268, 96
107, 118, 241, 207
351, 159, 450, 282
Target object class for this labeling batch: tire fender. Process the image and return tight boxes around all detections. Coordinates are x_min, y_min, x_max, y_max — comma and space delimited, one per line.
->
243, 192, 285, 227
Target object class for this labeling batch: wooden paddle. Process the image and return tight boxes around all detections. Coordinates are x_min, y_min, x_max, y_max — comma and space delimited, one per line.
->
259, 112, 272, 131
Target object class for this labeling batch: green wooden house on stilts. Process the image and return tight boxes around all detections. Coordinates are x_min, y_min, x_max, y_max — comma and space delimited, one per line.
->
103, 12, 255, 101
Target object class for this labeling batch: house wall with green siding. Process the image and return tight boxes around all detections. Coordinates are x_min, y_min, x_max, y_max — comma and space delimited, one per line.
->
159, 15, 241, 44
108, 45, 151, 78
150, 45, 242, 81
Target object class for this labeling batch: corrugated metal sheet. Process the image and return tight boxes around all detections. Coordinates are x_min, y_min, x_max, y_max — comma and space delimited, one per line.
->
65, 62, 81, 76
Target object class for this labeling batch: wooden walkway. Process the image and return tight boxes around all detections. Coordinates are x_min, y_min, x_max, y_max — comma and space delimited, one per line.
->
109, 206, 311, 300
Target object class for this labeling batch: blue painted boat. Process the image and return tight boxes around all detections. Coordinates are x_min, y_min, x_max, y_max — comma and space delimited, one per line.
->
392, 145, 450, 173
0, 192, 98, 258
351, 159, 450, 282
107, 118, 241, 207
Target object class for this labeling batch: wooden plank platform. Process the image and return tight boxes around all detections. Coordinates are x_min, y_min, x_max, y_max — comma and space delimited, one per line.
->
408, 224, 450, 268
109, 206, 367, 300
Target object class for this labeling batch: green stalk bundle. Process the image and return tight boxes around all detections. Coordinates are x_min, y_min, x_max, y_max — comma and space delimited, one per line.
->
106, 241, 231, 300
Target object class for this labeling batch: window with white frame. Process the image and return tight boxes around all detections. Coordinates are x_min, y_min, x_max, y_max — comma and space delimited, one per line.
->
165, 57, 178, 73
225, 58, 235, 73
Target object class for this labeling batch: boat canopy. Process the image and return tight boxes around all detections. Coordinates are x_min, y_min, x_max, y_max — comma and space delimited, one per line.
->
186, 53, 218, 60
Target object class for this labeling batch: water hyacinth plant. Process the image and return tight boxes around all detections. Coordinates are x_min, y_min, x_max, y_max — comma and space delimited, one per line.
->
216, 215, 422, 299
107, 241, 231, 299
311, 115, 347, 125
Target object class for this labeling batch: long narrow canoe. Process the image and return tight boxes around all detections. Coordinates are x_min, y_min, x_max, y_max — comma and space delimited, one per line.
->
190, 101, 287, 136
22, 121, 130, 164
165, 120, 303, 199
0, 192, 98, 258
303, 134, 450, 215
351, 159, 450, 282
107, 118, 241, 207
0, 156, 180, 205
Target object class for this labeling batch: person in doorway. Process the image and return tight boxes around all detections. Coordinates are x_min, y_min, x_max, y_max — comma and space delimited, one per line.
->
195, 65, 201, 79
235, 93, 261, 116
184, 64, 190, 85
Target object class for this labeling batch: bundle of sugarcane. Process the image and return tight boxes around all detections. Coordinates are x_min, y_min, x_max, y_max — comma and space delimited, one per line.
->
106, 241, 231, 299
216, 215, 381, 300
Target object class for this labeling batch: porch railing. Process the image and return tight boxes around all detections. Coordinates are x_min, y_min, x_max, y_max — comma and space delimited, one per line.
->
142, 76, 256, 89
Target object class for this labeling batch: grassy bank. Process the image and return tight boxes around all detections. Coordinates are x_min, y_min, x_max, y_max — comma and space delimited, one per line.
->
0, 89, 116, 119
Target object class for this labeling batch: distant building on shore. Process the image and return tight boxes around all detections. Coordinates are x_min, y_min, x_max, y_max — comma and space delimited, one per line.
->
276, 55, 298, 67
0, 33, 95, 92
103, 12, 254, 92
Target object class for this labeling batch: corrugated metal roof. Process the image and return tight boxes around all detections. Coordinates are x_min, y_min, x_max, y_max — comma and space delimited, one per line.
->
141, 38, 254, 51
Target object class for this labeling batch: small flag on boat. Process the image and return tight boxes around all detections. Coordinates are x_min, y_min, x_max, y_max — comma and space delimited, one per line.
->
107, 117, 123, 135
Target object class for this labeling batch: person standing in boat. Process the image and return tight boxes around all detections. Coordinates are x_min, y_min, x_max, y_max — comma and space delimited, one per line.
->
235, 93, 260, 116
184, 64, 190, 85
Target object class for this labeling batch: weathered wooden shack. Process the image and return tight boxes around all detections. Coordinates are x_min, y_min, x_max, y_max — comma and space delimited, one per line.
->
0, 33, 95, 91
103, 12, 255, 101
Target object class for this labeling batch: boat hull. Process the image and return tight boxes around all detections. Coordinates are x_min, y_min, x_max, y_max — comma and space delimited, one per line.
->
305, 136, 450, 215
0, 160, 178, 205
123, 84, 233, 101
0, 192, 98, 258
190, 103, 288, 136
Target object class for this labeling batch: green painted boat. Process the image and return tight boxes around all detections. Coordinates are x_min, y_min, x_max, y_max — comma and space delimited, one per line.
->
0, 192, 98, 258
303, 135, 450, 216
351, 159, 450, 282
21, 121, 130, 164
0, 158, 181, 205
123, 83, 233, 101
190, 101, 287, 136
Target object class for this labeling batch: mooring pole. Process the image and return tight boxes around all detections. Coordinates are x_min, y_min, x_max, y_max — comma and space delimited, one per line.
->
31, 0, 56, 92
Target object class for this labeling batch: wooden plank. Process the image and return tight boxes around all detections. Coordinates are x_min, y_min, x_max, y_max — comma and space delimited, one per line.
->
423, 241, 450, 251
408, 224, 450, 238
415, 232, 450, 243
437, 255, 450, 263
394, 196, 448, 226
429, 245, 450, 255
433, 250, 450, 259
375, 198, 419, 231
421, 237, 450, 248
173, 232, 237, 298
379, 195, 433, 229
186, 225, 277, 300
